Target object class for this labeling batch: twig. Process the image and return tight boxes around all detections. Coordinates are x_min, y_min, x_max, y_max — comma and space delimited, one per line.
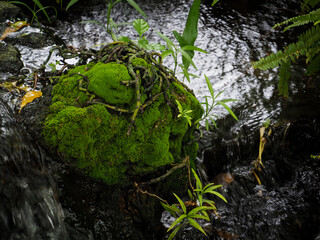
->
139, 156, 189, 186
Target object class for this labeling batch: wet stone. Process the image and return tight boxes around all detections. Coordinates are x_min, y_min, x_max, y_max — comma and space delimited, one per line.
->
0, 43, 23, 73
5, 32, 54, 48
0, 1, 23, 22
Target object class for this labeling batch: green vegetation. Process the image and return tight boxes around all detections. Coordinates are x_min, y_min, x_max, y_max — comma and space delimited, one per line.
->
252, 0, 320, 97
43, 49, 203, 185
161, 169, 227, 240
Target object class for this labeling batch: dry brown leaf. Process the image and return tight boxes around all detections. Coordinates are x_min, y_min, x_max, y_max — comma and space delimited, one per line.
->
0, 21, 29, 41
19, 90, 42, 113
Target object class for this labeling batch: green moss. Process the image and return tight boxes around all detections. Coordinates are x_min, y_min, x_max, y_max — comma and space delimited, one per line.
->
87, 62, 135, 107
43, 60, 203, 185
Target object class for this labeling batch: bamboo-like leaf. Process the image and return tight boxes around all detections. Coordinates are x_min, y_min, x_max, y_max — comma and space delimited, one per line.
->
209, 117, 218, 129
217, 101, 238, 121
206, 190, 228, 203
192, 169, 202, 190
212, 0, 219, 6
218, 98, 238, 104
160, 202, 179, 217
156, 31, 175, 51
202, 199, 217, 209
173, 193, 187, 214
33, 0, 53, 23
178, 48, 197, 70
66, 0, 79, 11
181, 45, 209, 54
126, 0, 147, 18
204, 184, 222, 192
168, 214, 187, 232
133, 19, 149, 38
188, 206, 211, 217
204, 75, 214, 99
161, 50, 174, 59
168, 224, 183, 240
187, 218, 207, 236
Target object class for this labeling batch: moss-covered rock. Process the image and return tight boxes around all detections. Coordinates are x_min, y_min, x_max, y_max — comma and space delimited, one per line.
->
43, 44, 203, 185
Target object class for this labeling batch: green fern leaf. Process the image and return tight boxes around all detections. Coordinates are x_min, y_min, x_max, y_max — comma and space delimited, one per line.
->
274, 8, 320, 31
278, 61, 291, 97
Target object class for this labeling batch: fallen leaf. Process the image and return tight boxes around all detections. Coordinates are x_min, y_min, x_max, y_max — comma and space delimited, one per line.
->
0, 21, 29, 41
19, 90, 42, 113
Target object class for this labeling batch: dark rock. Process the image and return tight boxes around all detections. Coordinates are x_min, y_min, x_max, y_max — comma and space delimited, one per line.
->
0, 1, 23, 22
5, 32, 54, 48
0, 43, 23, 73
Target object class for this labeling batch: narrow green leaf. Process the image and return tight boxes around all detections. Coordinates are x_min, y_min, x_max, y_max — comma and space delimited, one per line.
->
192, 169, 202, 190
202, 199, 217, 209
160, 202, 179, 217
173, 193, 187, 214
205, 75, 215, 99
161, 50, 174, 59
168, 224, 183, 240
173, 30, 185, 46
218, 98, 238, 104
178, 48, 197, 70
148, 43, 166, 51
126, 0, 147, 18
188, 218, 207, 236
204, 184, 222, 192
168, 214, 187, 232
188, 206, 210, 216
209, 117, 218, 129
212, 0, 219, 6
66, 0, 79, 11
156, 31, 175, 50
181, 45, 209, 54
207, 191, 228, 203
217, 101, 238, 121
33, 0, 52, 23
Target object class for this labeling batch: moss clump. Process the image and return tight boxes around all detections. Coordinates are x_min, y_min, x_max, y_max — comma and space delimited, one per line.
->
87, 62, 135, 107
43, 45, 203, 185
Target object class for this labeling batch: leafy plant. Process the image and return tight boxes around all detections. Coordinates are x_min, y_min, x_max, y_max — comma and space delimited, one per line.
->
10, 0, 57, 24
156, 31, 208, 80
176, 100, 193, 126
195, 75, 238, 131
156, 0, 209, 81
117, 19, 166, 50
252, 2, 320, 97
161, 168, 227, 240
103, 0, 147, 41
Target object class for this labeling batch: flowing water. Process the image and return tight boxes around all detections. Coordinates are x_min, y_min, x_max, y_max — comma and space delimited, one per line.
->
1, 0, 320, 239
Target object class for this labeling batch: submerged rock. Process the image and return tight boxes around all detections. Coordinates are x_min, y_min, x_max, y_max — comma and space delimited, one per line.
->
43, 43, 203, 185
0, 1, 23, 22
0, 43, 23, 73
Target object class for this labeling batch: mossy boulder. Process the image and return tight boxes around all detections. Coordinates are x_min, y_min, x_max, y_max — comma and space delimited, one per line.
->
43, 49, 203, 185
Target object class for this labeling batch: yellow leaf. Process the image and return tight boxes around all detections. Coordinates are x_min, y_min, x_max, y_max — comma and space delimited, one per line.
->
19, 90, 42, 113
0, 21, 29, 41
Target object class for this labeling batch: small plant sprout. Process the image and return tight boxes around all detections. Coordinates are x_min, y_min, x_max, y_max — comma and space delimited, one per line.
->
161, 169, 227, 239
176, 100, 193, 126
195, 75, 238, 131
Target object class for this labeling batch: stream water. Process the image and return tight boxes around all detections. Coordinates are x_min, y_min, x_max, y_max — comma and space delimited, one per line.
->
1, 0, 320, 239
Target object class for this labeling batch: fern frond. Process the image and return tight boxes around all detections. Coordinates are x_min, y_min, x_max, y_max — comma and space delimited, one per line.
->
252, 41, 305, 70
278, 61, 291, 97
253, 25, 320, 70
274, 8, 320, 31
